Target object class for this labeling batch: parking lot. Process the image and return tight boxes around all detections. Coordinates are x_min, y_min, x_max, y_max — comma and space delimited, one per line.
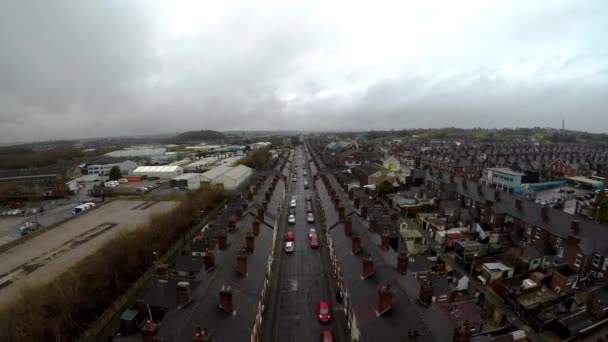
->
0, 199, 177, 306
530, 185, 597, 214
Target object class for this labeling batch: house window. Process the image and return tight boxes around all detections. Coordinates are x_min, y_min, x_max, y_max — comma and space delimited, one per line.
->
526, 227, 531, 235
555, 237, 562, 249
558, 247, 564, 259
590, 270, 597, 278
603, 258, 608, 271
593, 254, 601, 267
535, 228, 541, 239
574, 254, 583, 267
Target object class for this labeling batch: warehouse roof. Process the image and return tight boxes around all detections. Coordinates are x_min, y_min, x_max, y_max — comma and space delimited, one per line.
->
134, 166, 182, 173
222, 165, 251, 180
201, 165, 232, 180
172, 173, 200, 180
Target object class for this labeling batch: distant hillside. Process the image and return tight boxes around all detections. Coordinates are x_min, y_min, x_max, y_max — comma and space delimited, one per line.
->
168, 130, 226, 143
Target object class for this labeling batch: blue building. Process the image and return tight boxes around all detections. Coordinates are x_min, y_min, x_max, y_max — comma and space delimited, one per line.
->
483, 168, 527, 193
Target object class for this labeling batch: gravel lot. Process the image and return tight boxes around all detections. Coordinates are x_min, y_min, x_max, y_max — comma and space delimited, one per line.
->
0, 199, 178, 306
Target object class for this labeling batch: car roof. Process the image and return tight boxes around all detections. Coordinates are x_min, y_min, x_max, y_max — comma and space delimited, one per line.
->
286, 241, 294, 246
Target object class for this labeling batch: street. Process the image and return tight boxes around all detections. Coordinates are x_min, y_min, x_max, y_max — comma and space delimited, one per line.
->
261, 145, 348, 342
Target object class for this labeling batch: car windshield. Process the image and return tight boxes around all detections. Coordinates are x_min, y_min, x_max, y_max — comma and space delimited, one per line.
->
320, 307, 328, 314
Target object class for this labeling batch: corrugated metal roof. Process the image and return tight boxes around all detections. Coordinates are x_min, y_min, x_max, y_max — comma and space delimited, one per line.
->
134, 166, 182, 172
223, 165, 251, 180
201, 165, 232, 180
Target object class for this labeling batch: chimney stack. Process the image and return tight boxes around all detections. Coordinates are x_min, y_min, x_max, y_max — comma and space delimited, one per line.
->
369, 216, 378, 233
419, 278, 434, 307
352, 231, 361, 254
461, 178, 467, 188
540, 206, 549, 219
219, 285, 233, 314
515, 198, 522, 210
203, 249, 215, 271
252, 218, 261, 236
246, 230, 255, 252
397, 250, 408, 274
242, 202, 248, 212
228, 215, 237, 232
236, 248, 247, 275
381, 230, 391, 250
344, 216, 352, 236
194, 327, 210, 342
452, 321, 473, 342
362, 255, 375, 279
449, 174, 455, 183
361, 206, 368, 220
265, 191, 271, 201
377, 284, 393, 315
247, 191, 253, 202
155, 263, 169, 280
262, 201, 268, 212
348, 190, 354, 201
494, 190, 500, 202
218, 230, 228, 250
176, 281, 191, 306
477, 183, 483, 195
236, 207, 244, 220
338, 206, 345, 221
571, 220, 580, 233
334, 198, 340, 210
257, 207, 265, 221
354, 197, 360, 209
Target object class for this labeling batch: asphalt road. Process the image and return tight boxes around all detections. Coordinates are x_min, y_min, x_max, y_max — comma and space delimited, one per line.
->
261, 145, 348, 342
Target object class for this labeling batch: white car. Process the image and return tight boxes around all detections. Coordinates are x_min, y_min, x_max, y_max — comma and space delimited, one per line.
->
308, 228, 317, 239
288, 214, 296, 224
307, 213, 315, 223
290, 199, 297, 208
285, 241, 295, 253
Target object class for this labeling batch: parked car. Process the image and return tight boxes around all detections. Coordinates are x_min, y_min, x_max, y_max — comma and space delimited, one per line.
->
293, 177, 297, 182
307, 213, 315, 223
285, 231, 295, 241
285, 241, 295, 253
309, 228, 317, 238
288, 214, 296, 224
310, 234, 319, 248
317, 301, 331, 322
566, 189, 576, 194
290, 199, 297, 208
576, 195, 586, 201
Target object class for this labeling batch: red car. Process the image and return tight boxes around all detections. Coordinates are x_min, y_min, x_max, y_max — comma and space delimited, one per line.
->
306, 203, 313, 213
310, 234, 319, 248
317, 301, 331, 322
320, 331, 334, 342
575, 195, 586, 201
285, 231, 295, 241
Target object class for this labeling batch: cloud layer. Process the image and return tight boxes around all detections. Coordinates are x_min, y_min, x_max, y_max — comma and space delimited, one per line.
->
0, 0, 607, 142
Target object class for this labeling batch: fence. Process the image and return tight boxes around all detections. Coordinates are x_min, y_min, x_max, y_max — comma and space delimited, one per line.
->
77, 199, 227, 341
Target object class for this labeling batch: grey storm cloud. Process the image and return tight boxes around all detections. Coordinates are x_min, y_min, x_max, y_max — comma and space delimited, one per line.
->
0, 0, 607, 142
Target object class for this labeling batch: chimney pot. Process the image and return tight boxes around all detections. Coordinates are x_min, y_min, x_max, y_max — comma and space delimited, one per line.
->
219, 285, 233, 314
203, 249, 215, 271
354, 197, 361, 209
540, 206, 549, 219
177, 281, 191, 306
381, 230, 391, 250
515, 199, 522, 210
377, 284, 393, 315
246, 230, 255, 252
419, 278, 434, 307
571, 220, 580, 232
397, 250, 408, 274
228, 215, 237, 232
351, 231, 361, 254
362, 255, 375, 279
369, 215, 378, 232
236, 248, 247, 275
155, 263, 169, 280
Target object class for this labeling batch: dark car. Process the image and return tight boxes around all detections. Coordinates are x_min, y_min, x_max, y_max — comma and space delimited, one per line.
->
566, 189, 576, 194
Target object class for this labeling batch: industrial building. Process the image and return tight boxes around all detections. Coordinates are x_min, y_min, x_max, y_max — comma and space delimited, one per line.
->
199, 164, 252, 190
105, 147, 167, 158
133, 166, 183, 179
170, 173, 201, 190
86, 160, 138, 176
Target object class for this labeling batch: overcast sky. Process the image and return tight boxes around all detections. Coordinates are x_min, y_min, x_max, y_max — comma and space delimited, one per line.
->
1, 0, 607, 142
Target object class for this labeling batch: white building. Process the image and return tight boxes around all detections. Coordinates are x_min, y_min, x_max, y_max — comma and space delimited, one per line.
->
250, 142, 271, 150
200, 164, 252, 190
87, 160, 138, 176
133, 165, 183, 179
105, 147, 167, 158
171, 173, 201, 189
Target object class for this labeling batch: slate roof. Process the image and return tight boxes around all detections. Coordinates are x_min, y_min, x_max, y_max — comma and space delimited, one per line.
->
175, 255, 205, 273
429, 174, 608, 256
